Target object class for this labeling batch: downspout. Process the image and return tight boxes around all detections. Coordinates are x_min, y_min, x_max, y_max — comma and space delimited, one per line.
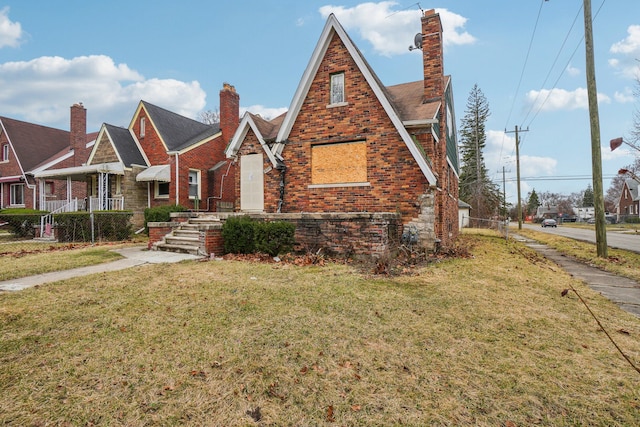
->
206, 160, 234, 211
276, 162, 287, 213
169, 151, 179, 205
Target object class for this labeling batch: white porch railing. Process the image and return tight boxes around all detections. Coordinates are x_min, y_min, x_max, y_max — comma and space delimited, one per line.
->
40, 198, 79, 239
89, 196, 125, 212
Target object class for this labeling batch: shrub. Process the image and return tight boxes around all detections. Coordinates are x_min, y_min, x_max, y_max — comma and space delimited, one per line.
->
254, 221, 296, 256
143, 205, 187, 231
222, 216, 256, 254
55, 211, 133, 242
0, 209, 48, 238
624, 216, 640, 224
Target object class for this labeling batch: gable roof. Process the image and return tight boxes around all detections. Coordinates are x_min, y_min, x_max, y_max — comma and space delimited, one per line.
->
272, 14, 436, 185
0, 116, 70, 172
101, 124, 147, 167
624, 178, 639, 201
225, 112, 280, 167
137, 101, 221, 152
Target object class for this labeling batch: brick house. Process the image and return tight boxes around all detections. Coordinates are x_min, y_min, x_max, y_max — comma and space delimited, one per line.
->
35, 83, 240, 227
618, 178, 639, 220
0, 104, 95, 210
225, 10, 460, 251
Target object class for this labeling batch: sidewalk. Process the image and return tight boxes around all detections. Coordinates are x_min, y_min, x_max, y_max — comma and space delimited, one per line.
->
512, 234, 640, 318
0, 246, 203, 292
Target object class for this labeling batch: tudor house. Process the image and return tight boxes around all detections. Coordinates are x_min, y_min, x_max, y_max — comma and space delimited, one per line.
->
34, 84, 240, 227
225, 10, 460, 251
0, 104, 95, 211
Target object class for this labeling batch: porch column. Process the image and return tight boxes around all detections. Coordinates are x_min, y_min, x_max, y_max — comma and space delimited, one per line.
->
38, 179, 45, 210
67, 176, 72, 204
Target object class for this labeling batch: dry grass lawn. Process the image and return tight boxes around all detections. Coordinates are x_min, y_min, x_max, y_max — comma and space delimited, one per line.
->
1, 232, 639, 426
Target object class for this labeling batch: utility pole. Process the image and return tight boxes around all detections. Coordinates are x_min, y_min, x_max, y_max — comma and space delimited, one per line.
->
503, 166, 508, 240
584, 0, 608, 258
506, 126, 528, 230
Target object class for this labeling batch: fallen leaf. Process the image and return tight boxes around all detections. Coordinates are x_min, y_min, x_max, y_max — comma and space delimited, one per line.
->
246, 406, 262, 422
561, 289, 569, 297
326, 405, 335, 422
351, 404, 361, 412
618, 329, 630, 335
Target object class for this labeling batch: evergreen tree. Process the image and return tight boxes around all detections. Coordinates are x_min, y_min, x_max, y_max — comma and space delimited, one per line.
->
582, 185, 594, 207
526, 189, 540, 217
458, 84, 501, 221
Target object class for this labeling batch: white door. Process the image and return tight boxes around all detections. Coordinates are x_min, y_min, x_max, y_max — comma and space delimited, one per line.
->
240, 153, 264, 212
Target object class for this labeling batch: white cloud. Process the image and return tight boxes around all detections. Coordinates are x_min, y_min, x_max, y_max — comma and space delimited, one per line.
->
241, 105, 288, 121
0, 55, 206, 129
566, 63, 580, 77
319, 2, 475, 56
0, 7, 23, 48
524, 87, 611, 112
614, 87, 635, 103
609, 25, 640, 80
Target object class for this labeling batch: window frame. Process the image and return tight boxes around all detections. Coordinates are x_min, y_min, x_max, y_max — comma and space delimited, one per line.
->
154, 181, 170, 199
188, 169, 201, 200
329, 72, 346, 106
140, 117, 146, 138
10, 183, 24, 206
2, 144, 8, 162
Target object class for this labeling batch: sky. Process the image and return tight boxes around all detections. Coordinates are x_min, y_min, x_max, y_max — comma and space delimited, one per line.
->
1, 0, 640, 205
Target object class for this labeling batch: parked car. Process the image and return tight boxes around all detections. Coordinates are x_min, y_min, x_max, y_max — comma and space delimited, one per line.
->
541, 218, 557, 228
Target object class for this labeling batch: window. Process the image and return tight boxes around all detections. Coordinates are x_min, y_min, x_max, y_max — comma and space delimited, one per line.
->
330, 72, 345, 105
2, 144, 8, 161
140, 117, 146, 138
188, 170, 200, 199
10, 183, 24, 206
45, 181, 54, 196
310, 141, 367, 186
114, 175, 122, 196
154, 181, 169, 198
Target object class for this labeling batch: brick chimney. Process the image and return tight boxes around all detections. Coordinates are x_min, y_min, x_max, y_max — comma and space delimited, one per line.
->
422, 9, 444, 102
219, 83, 240, 144
70, 103, 87, 167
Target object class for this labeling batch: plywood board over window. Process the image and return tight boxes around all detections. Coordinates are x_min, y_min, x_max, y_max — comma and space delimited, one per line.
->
311, 141, 367, 185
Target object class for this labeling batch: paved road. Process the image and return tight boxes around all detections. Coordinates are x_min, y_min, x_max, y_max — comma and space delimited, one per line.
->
520, 223, 640, 253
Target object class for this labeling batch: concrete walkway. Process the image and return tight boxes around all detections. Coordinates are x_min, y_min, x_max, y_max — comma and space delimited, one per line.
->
512, 234, 640, 318
2, 240, 639, 319
0, 246, 204, 292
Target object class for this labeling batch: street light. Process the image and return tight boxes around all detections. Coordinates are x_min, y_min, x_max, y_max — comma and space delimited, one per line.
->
619, 168, 640, 184
610, 137, 640, 152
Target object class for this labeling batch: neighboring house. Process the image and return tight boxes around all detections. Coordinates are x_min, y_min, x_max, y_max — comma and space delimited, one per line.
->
35, 84, 240, 227
618, 178, 639, 219
574, 206, 595, 221
0, 104, 95, 210
225, 10, 460, 250
536, 205, 559, 219
458, 200, 471, 228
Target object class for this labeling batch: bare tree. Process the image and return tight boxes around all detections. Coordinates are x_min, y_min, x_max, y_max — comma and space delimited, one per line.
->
198, 108, 220, 125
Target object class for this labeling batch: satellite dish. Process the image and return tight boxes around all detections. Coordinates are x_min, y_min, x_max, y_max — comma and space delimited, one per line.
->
409, 33, 423, 51
414, 33, 423, 49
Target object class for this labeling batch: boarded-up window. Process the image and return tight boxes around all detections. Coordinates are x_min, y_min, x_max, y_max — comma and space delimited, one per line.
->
311, 141, 367, 185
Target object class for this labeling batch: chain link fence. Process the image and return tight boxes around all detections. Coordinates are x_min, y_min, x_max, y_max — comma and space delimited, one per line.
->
0, 212, 137, 255
464, 216, 511, 239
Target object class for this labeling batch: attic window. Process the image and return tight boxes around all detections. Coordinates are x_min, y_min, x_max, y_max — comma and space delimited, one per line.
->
140, 117, 146, 138
329, 72, 345, 106
2, 144, 8, 161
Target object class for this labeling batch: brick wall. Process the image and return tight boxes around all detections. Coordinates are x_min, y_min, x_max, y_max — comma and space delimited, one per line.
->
269, 33, 430, 223
151, 212, 401, 258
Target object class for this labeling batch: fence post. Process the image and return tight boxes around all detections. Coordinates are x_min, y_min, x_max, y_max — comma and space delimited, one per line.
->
90, 212, 95, 244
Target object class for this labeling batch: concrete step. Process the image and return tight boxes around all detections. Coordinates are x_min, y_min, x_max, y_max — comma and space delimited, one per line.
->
154, 242, 201, 256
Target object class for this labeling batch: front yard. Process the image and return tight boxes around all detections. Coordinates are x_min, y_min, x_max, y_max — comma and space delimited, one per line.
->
1, 232, 639, 425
